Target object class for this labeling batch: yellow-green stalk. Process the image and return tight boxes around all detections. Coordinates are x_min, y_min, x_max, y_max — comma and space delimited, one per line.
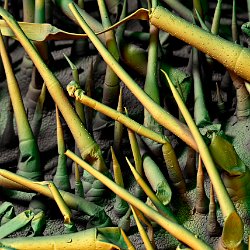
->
125, 109, 143, 176
11, 0, 31, 72
131, 205, 154, 250
144, 0, 160, 111
70, 85, 185, 194
47, 181, 76, 233
30, 83, 47, 137
207, 184, 222, 237
230, 5, 249, 118
136, 135, 174, 205
209, 133, 250, 202
111, 147, 124, 187
125, 108, 144, 199
47, 182, 72, 223
120, 229, 136, 250
161, 69, 244, 249
22, 0, 35, 23
115, 0, 126, 47
245, 82, 250, 94
193, 0, 203, 20
68, 2, 197, 151
69, 83, 185, 197
195, 9, 209, 31
113, 87, 124, 155
195, 155, 209, 214
64, 54, 86, 127
0, 175, 30, 191
52, 0, 105, 43
53, 106, 71, 191
0, 7, 109, 202
205, 0, 222, 71
67, 83, 167, 145
63, 54, 85, 178
228, 71, 250, 120
142, 154, 172, 205
116, 0, 147, 77
74, 163, 84, 197
120, 42, 148, 76
211, 0, 222, 35
25, 0, 50, 111
70, 0, 88, 56
94, 0, 120, 131
217, 212, 245, 250
3, 0, 8, 10
143, 0, 166, 163
84, 59, 94, 134
0, 227, 127, 250
149, 6, 250, 83
16, 3, 250, 83
0, 169, 111, 227
162, 143, 186, 193
111, 147, 129, 216
192, 47, 210, 127
65, 150, 211, 250
0, 31, 41, 181
35, 0, 45, 24
126, 157, 176, 222
0, 0, 8, 82
130, 206, 156, 248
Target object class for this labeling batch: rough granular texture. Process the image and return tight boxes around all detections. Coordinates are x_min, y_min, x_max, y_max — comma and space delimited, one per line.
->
1, 2, 250, 248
